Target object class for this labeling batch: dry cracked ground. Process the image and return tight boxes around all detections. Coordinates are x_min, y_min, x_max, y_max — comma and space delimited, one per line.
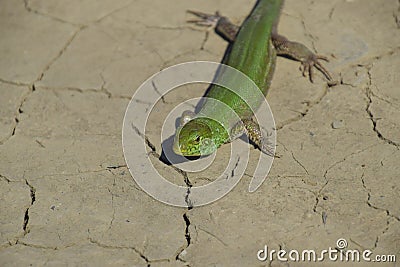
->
0, 0, 399, 266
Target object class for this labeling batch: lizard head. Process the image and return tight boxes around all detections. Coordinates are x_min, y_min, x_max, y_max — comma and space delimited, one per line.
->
173, 118, 217, 156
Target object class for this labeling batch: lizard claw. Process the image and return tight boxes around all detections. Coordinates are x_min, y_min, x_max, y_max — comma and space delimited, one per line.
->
187, 10, 221, 28
300, 53, 333, 83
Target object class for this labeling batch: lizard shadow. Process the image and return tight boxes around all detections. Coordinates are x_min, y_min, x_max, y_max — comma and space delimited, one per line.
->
159, 134, 201, 165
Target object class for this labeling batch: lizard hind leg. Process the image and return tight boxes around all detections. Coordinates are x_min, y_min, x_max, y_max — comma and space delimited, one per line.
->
272, 34, 336, 84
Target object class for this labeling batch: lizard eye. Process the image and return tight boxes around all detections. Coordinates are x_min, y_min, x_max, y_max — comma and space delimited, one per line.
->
194, 136, 201, 143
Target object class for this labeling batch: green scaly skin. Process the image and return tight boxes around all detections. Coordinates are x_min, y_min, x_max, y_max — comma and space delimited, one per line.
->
173, 0, 334, 156
173, 117, 228, 156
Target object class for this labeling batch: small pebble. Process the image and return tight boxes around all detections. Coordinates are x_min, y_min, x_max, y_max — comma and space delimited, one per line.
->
331, 120, 344, 129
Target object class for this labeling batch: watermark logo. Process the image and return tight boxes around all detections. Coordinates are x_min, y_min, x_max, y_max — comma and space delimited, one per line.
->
257, 238, 396, 263
122, 61, 276, 207
336, 238, 347, 250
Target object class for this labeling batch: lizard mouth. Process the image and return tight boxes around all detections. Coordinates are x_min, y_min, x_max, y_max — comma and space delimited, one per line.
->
172, 136, 183, 155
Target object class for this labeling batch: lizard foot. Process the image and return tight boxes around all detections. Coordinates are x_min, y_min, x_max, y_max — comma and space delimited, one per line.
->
273, 35, 337, 85
300, 53, 332, 83
187, 10, 221, 28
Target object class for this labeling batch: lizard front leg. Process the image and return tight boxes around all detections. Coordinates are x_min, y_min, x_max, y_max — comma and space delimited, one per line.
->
187, 10, 240, 43
243, 119, 276, 157
230, 119, 276, 157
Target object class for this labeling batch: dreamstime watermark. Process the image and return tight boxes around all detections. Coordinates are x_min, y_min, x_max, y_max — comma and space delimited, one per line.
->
257, 238, 397, 263
122, 61, 276, 207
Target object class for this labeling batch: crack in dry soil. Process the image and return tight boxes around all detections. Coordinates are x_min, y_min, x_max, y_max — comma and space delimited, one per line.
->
276, 84, 330, 130
364, 65, 399, 148
197, 226, 228, 247
0, 78, 30, 87
0, 174, 12, 183
359, 172, 394, 250
88, 237, 151, 267
24, 0, 135, 27
37, 85, 131, 100
92, 1, 136, 25
277, 141, 310, 184
22, 179, 36, 235
394, 0, 400, 28
151, 80, 167, 104
130, 122, 195, 264
175, 213, 192, 264
0, 15, 91, 146
36, 26, 87, 82
23, 0, 80, 26
360, 172, 400, 223
312, 144, 378, 214
0, 84, 34, 145
300, 17, 318, 53
107, 188, 116, 230
130, 122, 193, 200
14, 240, 58, 250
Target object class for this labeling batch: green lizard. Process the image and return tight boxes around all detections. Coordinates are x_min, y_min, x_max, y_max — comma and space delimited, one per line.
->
173, 0, 334, 157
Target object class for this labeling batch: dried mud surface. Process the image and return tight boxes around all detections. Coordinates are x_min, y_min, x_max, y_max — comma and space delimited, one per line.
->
0, 0, 399, 266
